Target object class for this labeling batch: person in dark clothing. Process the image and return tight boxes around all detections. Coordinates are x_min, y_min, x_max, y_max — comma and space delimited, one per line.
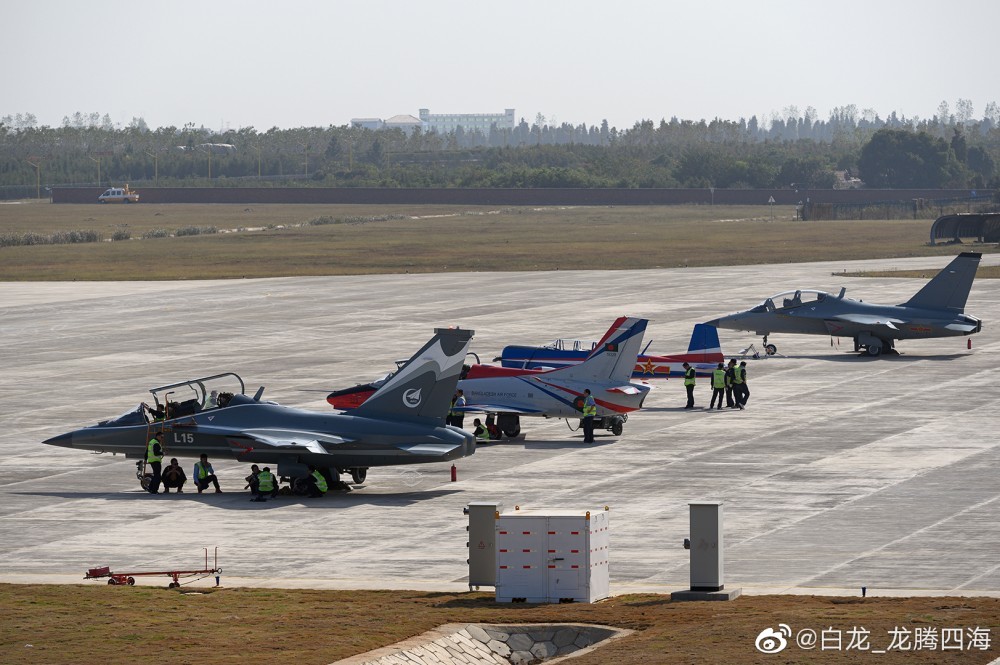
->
244, 464, 261, 494
161, 458, 187, 493
736, 360, 750, 408
725, 359, 737, 408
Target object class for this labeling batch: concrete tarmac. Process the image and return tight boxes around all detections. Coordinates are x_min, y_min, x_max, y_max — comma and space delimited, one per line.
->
2, 254, 999, 596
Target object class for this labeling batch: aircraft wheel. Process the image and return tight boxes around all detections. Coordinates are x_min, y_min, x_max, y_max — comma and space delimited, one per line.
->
764, 344, 777, 356
611, 420, 624, 436
107, 579, 117, 585
502, 424, 520, 438
127, 577, 136, 586
350, 468, 367, 484
866, 344, 882, 357
139, 476, 151, 491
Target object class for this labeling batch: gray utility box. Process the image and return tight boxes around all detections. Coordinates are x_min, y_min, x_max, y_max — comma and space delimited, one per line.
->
690, 502, 724, 591
466, 501, 504, 589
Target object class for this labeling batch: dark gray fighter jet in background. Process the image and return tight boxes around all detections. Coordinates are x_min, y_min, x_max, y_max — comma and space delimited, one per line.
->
706, 253, 983, 356
44, 327, 476, 489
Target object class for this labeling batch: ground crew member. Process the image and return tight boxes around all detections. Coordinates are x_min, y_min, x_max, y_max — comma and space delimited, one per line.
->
252, 466, 277, 502
193, 454, 223, 493
682, 362, 696, 409
725, 359, 737, 408
710, 362, 726, 410
146, 434, 164, 494
581, 389, 597, 442
473, 418, 490, 440
732, 361, 747, 410
452, 389, 466, 429
306, 465, 328, 498
737, 360, 750, 408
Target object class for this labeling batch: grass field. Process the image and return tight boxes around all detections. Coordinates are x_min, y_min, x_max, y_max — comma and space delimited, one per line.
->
1, 201, 996, 280
2, 585, 997, 665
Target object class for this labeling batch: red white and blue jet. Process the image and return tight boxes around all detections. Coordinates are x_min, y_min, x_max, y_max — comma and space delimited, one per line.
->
496, 323, 723, 379
453, 316, 651, 438
327, 317, 652, 440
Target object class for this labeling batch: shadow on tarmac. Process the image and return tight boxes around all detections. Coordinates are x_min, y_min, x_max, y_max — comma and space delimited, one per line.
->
11, 488, 462, 508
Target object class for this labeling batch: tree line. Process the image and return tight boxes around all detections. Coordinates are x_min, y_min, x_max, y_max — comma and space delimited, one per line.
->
1, 101, 999, 198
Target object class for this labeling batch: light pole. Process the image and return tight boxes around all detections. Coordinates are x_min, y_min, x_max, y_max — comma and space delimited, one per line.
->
26, 158, 41, 199
298, 142, 309, 177
89, 156, 101, 186
144, 150, 158, 185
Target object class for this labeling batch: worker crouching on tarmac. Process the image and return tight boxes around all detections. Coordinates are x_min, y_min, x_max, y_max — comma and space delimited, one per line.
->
251, 466, 278, 502
295, 465, 328, 498
193, 454, 222, 493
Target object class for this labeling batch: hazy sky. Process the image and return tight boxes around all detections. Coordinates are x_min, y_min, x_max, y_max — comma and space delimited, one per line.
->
5, 0, 998, 131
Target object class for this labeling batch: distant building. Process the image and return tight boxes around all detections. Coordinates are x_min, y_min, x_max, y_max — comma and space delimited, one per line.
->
350, 118, 385, 130
418, 108, 515, 135
383, 114, 424, 133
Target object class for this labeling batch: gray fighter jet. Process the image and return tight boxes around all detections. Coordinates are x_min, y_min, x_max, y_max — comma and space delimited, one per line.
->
43, 328, 476, 488
706, 252, 982, 356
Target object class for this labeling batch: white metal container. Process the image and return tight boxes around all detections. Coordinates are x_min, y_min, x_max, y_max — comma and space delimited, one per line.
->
495, 507, 609, 603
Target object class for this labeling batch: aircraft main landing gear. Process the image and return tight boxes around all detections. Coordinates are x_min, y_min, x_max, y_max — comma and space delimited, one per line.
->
497, 413, 520, 438
762, 335, 777, 356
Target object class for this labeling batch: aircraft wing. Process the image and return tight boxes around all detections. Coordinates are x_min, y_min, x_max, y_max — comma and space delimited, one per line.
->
235, 428, 355, 455
453, 404, 545, 415
827, 314, 905, 330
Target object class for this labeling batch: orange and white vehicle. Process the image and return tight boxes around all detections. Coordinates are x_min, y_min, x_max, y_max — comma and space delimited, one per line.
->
98, 184, 140, 203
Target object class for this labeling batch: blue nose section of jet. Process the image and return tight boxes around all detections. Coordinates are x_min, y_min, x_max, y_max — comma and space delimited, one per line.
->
43, 432, 74, 448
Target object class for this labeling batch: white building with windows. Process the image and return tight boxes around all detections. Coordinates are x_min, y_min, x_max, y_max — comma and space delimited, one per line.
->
418, 108, 515, 135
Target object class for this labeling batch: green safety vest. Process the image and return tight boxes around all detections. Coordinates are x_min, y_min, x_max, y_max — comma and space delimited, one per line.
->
475, 425, 490, 440
712, 369, 726, 389
684, 368, 696, 386
196, 462, 211, 479
311, 470, 328, 493
582, 395, 597, 417
146, 437, 163, 463
257, 471, 275, 492
733, 367, 745, 384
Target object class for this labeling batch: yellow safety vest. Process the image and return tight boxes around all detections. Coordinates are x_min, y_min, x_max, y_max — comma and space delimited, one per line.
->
712, 369, 726, 389
196, 462, 212, 479
146, 438, 163, 463
583, 395, 597, 417
733, 367, 745, 384
257, 471, 275, 492
311, 470, 328, 493
684, 368, 696, 386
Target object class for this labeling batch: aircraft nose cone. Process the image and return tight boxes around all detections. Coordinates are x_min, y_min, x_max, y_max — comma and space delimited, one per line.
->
43, 432, 74, 448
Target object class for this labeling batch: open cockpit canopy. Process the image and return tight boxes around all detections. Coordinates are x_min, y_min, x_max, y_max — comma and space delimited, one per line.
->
749, 289, 841, 313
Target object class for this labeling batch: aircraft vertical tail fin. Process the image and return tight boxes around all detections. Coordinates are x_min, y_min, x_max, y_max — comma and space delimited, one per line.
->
686, 323, 723, 361
900, 252, 981, 312
351, 327, 474, 424
547, 317, 648, 383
